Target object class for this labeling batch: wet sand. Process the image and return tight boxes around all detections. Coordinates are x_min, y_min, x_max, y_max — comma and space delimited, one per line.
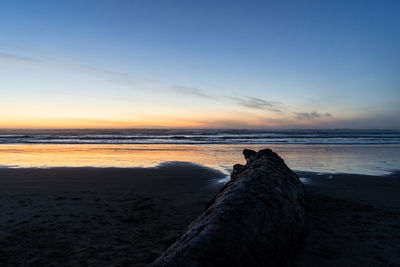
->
297, 171, 400, 266
0, 165, 399, 266
0, 163, 226, 266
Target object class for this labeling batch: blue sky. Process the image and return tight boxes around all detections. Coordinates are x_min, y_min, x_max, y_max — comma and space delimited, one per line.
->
0, 0, 399, 128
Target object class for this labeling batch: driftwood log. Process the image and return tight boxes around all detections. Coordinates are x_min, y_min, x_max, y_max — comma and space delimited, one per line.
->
151, 149, 305, 266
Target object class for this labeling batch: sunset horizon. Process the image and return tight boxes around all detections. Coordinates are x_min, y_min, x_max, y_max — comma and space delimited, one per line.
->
2, 1, 399, 129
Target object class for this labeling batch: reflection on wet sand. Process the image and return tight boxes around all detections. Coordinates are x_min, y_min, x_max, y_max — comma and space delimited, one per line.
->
0, 144, 399, 175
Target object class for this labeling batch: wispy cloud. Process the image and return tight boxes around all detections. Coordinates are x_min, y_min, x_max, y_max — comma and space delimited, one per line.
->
169, 85, 283, 113
295, 111, 332, 120
80, 65, 133, 78
228, 96, 283, 112
1, 51, 334, 123
0, 50, 145, 90
78, 64, 142, 88
171, 85, 213, 99
0, 52, 43, 65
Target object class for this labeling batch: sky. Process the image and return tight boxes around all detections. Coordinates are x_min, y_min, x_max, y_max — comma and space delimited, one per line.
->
0, 0, 399, 129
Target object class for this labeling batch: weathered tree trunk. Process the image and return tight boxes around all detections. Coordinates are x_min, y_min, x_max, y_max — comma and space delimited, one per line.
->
151, 149, 305, 267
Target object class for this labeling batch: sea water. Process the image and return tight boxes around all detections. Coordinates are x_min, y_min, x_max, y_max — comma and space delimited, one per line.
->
0, 129, 399, 176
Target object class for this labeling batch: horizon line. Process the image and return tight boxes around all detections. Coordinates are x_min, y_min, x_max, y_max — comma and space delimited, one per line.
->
0, 127, 399, 131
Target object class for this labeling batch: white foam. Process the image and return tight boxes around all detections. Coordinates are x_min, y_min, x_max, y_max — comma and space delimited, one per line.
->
217, 176, 230, 183
299, 177, 312, 184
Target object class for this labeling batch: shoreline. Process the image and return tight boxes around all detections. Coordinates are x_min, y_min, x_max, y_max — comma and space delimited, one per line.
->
0, 165, 399, 265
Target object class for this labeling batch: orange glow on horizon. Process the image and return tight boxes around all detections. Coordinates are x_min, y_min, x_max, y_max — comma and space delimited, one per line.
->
0, 103, 340, 129
0, 114, 293, 129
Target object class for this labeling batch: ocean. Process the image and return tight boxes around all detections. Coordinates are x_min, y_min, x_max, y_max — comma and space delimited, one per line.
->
0, 129, 399, 176
0, 129, 399, 145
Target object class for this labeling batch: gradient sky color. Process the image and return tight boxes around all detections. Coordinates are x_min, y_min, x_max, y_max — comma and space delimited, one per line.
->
1, 0, 399, 128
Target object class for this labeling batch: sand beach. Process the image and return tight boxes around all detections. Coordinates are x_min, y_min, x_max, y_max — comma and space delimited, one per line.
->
0, 164, 399, 266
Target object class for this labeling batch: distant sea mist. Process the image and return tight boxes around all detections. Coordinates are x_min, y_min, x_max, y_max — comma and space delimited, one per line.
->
0, 129, 399, 145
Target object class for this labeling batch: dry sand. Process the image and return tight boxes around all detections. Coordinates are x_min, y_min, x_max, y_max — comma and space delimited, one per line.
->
0, 165, 399, 266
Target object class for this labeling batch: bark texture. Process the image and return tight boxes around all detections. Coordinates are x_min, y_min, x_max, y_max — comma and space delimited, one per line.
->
151, 149, 305, 267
